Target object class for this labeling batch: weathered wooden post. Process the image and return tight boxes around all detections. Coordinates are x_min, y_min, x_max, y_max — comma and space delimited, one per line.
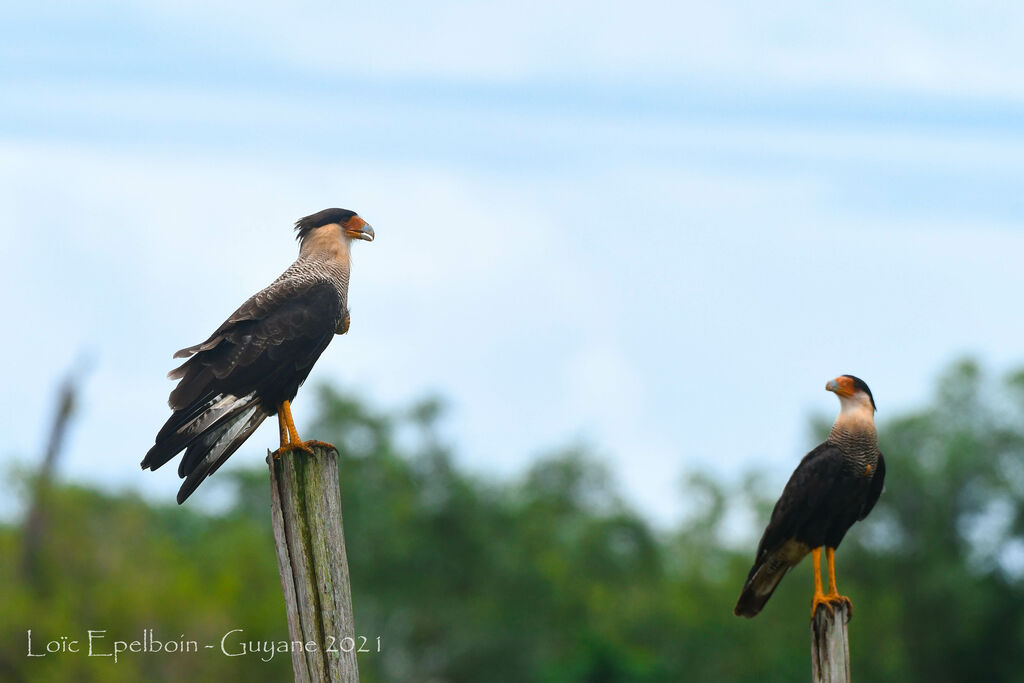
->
810, 603, 851, 683
268, 445, 359, 683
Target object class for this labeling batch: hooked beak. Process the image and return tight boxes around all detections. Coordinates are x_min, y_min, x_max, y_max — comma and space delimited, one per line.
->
348, 223, 374, 242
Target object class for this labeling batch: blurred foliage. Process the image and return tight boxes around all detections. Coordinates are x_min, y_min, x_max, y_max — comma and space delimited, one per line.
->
4, 358, 1024, 681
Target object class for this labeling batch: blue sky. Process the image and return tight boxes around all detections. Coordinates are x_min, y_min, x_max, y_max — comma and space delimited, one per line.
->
3, 1, 1024, 527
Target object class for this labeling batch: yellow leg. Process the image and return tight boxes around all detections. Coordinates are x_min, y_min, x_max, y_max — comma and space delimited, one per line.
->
811, 546, 853, 619
810, 548, 828, 618
281, 400, 302, 444
825, 546, 853, 617
826, 547, 839, 595
278, 410, 289, 448
270, 404, 297, 459
272, 400, 335, 457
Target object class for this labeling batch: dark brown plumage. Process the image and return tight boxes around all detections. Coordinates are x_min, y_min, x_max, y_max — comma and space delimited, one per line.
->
142, 208, 374, 503
734, 375, 885, 618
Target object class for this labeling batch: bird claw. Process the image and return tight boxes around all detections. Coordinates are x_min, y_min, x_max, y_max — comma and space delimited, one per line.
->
272, 442, 317, 458
837, 595, 853, 620
301, 440, 336, 452
811, 594, 853, 622
272, 440, 336, 458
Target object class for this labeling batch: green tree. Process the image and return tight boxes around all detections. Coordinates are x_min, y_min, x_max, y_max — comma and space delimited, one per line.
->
4, 359, 1024, 681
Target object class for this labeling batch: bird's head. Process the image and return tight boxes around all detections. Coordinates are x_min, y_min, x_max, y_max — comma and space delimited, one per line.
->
826, 374, 876, 416
294, 208, 375, 244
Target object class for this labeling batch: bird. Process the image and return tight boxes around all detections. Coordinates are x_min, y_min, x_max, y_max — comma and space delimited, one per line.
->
734, 375, 885, 619
142, 208, 374, 504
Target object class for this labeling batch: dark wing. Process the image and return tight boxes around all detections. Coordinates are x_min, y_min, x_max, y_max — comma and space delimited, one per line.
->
166, 279, 341, 407
734, 443, 844, 617
142, 280, 341, 503
754, 443, 845, 561
858, 451, 885, 520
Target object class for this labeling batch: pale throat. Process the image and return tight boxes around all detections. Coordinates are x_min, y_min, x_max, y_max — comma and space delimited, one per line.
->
299, 223, 352, 265
829, 396, 877, 440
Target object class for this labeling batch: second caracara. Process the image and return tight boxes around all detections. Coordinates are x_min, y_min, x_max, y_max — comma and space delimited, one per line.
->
142, 208, 374, 504
734, 375, 885, 618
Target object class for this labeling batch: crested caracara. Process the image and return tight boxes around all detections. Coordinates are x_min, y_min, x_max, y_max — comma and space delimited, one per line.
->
142, 208, 374, 503
734, 375, 885, 619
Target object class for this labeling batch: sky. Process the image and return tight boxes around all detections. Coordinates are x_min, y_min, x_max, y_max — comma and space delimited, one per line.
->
3, 1, 1024, 527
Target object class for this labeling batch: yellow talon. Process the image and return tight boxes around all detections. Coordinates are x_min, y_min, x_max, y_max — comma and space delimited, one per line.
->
811, 547, 853, 620
273, 400, 335, 457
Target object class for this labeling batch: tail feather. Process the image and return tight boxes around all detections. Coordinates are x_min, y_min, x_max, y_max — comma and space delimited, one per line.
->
176, 405, 268, 504
734, 562, 790, 618
734, 538, 812, 618
176, 398, 257, 477
153, 392, 233, 445
169, 364, 217, 411
173, 332, 227, 359
142, 393, 258, 472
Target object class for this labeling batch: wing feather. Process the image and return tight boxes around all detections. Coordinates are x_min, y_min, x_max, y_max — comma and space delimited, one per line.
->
144, 279, 343, 502
167, 281, 340, 411
176, 406, 268, 504
753, 443, 845, 562
734, 443, 844, 617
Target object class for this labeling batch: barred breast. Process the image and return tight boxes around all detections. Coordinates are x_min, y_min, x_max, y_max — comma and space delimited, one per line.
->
828, 426, 880, 476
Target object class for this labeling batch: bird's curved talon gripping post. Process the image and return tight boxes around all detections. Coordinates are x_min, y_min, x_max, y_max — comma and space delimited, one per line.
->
301, 440, 337, 451
142, 209, 372, 503
810, 547, 853, 621
824, 546, 853, 620
271, 400, 335, 459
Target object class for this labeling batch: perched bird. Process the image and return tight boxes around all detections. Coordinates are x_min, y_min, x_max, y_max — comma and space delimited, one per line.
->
142, 208, 374, 504
734, 375, 885, 619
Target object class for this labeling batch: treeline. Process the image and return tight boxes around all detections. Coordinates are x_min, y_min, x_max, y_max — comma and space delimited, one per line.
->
4, 359, 1024, 682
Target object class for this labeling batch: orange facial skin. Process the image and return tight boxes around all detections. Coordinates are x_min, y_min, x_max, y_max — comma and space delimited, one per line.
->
825, 376, 855, 397
344, 216, 375, 241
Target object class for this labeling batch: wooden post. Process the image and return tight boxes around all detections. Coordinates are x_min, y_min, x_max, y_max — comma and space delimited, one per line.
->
268, 445, 359, 683
810, 603, 851, 683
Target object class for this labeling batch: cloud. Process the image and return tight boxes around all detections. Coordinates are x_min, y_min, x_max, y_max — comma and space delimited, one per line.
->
6, 1, 1024, 98
6, 2, 1024, 526
9, 132, 1024, 526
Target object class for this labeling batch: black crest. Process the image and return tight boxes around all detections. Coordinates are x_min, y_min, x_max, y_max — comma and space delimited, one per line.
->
294, 208, 357, 241
843, 374, 876, 411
